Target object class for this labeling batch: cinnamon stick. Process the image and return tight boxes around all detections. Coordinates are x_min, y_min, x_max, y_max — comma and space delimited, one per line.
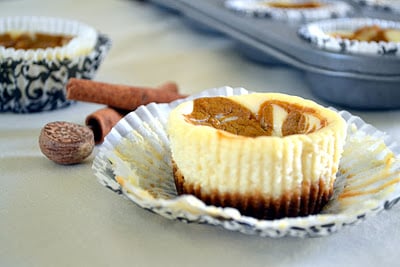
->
66, 78, 186, 111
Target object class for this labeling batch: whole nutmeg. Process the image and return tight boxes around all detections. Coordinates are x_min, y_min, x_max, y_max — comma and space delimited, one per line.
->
39, 121, 95, 165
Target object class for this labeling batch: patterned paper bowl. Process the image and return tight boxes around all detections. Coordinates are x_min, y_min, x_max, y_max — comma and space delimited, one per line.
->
298, 17, 400, 56
0, 16, 111, 113
224, 0, 353, 22
351, 0, 400, 14
93, 87, 400, 238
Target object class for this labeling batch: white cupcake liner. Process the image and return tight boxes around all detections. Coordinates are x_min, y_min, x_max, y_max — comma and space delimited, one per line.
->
298, 17, 400, 56
92, 87, 400, 238
224, 0, 353, 22
351, 0, 400, 14
0, 16, 98, 61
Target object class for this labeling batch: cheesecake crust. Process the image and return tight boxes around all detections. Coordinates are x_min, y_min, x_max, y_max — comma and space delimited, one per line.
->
173, 161, 333, 219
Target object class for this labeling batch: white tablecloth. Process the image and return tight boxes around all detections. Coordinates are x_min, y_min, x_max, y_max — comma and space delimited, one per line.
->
1, 1, 400, 266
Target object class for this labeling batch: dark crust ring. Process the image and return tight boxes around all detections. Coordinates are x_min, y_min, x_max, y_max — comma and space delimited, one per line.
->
172, 161, 333, 220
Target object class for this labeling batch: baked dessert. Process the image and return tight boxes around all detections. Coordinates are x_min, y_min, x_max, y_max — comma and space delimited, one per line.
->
167, 93, 347, 219
0, 32, 73, 50
224, 0, 353, 22
330, 25, 400, 42
298, 18, 400, 57
265, 1, 323, 9
0, 16, 111, 113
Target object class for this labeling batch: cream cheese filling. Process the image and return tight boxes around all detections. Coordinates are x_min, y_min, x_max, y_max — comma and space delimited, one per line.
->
168, 93, 347, 198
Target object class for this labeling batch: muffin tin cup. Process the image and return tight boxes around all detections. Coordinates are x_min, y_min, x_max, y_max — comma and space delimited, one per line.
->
305, 71, 400, 110
235, 41, 286, 65
351, 0, 400, 15
224, 0, 354, 22
0, 16, 111, 113
298, 17, 400, 56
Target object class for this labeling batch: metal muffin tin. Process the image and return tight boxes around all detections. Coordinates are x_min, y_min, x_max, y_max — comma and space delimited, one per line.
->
148, 0, 400, 110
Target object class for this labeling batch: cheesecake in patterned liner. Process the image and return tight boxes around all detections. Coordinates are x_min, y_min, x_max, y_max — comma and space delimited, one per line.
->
92, 87, 400, 238
351, 0, 400, 14
298, 18, 400, 56
224, 0, 353, 22
0, 16, 111, 113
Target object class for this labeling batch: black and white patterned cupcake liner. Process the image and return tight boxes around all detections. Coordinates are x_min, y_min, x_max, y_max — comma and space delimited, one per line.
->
0, 16, 111, 113
298, 17, 400, 56
351, 0, 400, 14
224, 0, 353, 22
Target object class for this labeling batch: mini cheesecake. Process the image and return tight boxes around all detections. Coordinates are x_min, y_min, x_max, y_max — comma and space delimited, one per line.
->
167, 93, 347, 219
330, 25, 400, 42
265, 1, 323, 9
0, 32, 73, 50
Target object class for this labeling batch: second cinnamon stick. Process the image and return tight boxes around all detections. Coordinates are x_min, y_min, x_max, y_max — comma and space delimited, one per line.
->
86, 107, 127, 144
67, 78, 185, 111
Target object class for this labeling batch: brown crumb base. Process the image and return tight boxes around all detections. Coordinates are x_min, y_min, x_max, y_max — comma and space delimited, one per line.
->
172, 161, 333, 220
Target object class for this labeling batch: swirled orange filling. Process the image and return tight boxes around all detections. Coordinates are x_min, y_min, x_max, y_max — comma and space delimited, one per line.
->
185, 97, 327, 137
0, 32, 73, 50
265, 1, 323, 9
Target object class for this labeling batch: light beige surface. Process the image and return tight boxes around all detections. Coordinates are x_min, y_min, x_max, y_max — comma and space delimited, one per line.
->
1, 0, 400, 267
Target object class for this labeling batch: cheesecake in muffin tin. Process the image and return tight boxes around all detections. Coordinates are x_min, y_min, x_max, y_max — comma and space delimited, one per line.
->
224, 0, 353, 22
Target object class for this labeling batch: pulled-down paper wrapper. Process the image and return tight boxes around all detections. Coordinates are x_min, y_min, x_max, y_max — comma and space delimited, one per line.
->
93, 87, 400, 238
